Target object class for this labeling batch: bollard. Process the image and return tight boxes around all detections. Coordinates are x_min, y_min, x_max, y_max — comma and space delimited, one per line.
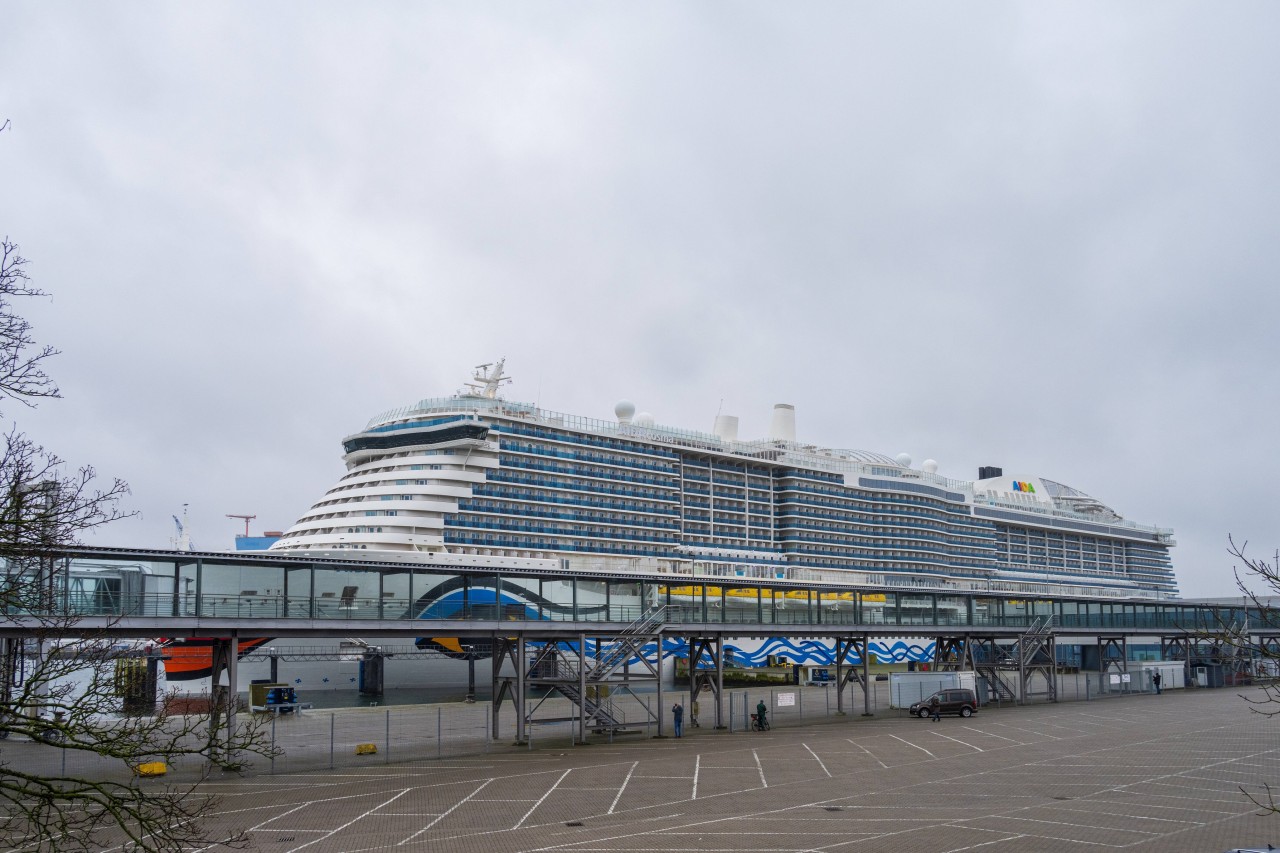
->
799, 689, 803, 720
385, 709, 391, 764
437, 707, 443, 759
645, 696, 651, 738
271, 716, 277, 775
330, 713, 336, 770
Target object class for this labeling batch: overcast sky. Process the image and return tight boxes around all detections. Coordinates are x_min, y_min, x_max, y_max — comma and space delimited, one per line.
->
1, 3, 1276, 598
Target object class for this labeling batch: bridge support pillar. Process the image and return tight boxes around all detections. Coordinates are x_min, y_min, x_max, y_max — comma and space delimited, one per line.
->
687, 635, 726, 729
207, 635, 239, 765
491, 634, 527, 744
834, 636, 870, 716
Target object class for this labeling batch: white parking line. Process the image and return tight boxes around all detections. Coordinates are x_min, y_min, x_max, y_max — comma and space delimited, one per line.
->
753, 749, 767, 788
889, 733, 934, 758
400, 779, 491, 843
286, 788, 411, 853
803, 743, 832, 777
961, 725, 1022, 744
930, 730, 983, 752
847, 738, 887, 769
692, 754, 701, 800
607, 761, 639, 815
514, 769, 573, 829
939, 832, 1029, 852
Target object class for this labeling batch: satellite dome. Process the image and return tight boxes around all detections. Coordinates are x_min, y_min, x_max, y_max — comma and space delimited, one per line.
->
614, 400, 636, 423
895, 453, 912, 468
635, 412, 655, 426
922, 459, 938, 474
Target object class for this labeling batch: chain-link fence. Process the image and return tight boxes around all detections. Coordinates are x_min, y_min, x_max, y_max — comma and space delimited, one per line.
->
1, 670, 1197, 785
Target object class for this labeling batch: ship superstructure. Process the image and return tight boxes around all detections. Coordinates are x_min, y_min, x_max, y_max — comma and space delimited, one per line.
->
270, 360, 1177, 599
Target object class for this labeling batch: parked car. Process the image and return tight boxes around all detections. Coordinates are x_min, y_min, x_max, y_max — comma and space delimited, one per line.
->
909, 688, 978, 719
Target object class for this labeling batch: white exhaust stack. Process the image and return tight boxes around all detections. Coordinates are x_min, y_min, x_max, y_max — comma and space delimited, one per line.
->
769, 403, 796, 442
713, 414, 739, 441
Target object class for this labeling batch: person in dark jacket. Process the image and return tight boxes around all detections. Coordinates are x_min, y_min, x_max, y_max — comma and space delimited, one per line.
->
756, 698, 768, 730
1153, 671, 1162, 695
929, 696, 941, 722
672, 702, 684, 737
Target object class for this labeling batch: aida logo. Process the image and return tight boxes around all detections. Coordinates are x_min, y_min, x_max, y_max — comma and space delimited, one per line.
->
1012, 481, 1036, 493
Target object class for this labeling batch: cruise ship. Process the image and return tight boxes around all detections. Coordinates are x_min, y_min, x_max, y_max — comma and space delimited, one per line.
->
154, 361, 1176, 694
269, 359, 1177, 600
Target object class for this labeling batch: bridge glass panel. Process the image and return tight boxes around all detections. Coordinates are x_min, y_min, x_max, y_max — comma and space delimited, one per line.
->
1032, 600, 1053, 620
1058, 600, 1081, 628
759, 587, 777, 625
200, 558, 289, 619
577, 580, 608, 622
861, 592, 891, 625
1004, 599, 1029, 628
537, 578, 576, 621
937, 595, 969, 627
774, 588, 809, 625
899, 595, 933, 626
723, 585, 761, 624
666, 584, 704, 624
972, 597, 1000, 627
607, 580, 645, 622
708, 583, 726, 623
816, 590, 849, 625
402, 570, 455, 620
497, 575, 543, 622
376, 566, 413, 619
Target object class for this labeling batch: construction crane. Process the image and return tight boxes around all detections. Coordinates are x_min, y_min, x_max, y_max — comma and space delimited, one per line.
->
172, 504, 192, 551
226, 513, 257, 539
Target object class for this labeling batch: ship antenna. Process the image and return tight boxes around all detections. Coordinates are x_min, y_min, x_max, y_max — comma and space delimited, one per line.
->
461, 357, 513, 399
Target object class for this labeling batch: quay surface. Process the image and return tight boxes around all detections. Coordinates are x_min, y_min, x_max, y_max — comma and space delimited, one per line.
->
33, 687, 1280, 852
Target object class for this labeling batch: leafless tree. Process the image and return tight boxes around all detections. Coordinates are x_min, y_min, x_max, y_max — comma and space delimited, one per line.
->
1215, 536, 1280, 814
0, 239, 276, 851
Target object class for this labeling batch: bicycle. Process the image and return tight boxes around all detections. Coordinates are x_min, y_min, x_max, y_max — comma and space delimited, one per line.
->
750, 713, 770, 731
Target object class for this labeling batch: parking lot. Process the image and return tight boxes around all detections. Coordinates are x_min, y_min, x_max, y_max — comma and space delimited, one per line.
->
179, 688, 1280, 852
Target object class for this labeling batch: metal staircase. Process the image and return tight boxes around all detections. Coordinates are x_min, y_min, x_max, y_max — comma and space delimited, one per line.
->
590, 605, 667, 680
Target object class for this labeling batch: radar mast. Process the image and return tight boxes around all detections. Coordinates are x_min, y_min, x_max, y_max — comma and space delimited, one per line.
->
462, 358, 511, 399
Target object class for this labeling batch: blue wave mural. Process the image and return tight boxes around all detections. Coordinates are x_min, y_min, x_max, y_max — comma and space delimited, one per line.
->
409, 581, 938, 666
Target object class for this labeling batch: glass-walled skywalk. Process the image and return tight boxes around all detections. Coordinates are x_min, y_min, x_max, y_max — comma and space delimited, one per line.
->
0, 547, 1261, 635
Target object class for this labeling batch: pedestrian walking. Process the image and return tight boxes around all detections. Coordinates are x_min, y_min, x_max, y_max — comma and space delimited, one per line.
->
929, 696, 941, 722
672, 701, 684, 738
1153, 671, 1162, 695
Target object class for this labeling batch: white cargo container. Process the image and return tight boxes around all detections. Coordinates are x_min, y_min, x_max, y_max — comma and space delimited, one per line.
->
1137, 661, 1186, 690
890, 670, 978, 708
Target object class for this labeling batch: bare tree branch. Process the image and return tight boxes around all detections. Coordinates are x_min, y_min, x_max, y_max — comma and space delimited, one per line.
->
0, 239, 60, 409
0, 239, 275, 850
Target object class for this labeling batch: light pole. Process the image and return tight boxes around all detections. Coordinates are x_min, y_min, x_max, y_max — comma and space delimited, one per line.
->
465, 645, 476, 703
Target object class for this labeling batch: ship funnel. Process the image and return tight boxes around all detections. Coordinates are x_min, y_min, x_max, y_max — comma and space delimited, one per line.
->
713, 414, 739, 442
769, 404, 796, 442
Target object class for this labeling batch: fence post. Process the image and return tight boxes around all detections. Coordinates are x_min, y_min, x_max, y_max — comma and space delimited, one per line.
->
270, 715, 277, 775
385, 709, 391, 764
437, 707, 443, 759
799, 688, 803, 720
484, 707, 491, 754
329, 713, 335, 770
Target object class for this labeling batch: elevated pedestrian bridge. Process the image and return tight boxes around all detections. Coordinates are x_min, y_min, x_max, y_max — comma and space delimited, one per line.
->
0, 546, 1267, 640
3, 546, 1271, 742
